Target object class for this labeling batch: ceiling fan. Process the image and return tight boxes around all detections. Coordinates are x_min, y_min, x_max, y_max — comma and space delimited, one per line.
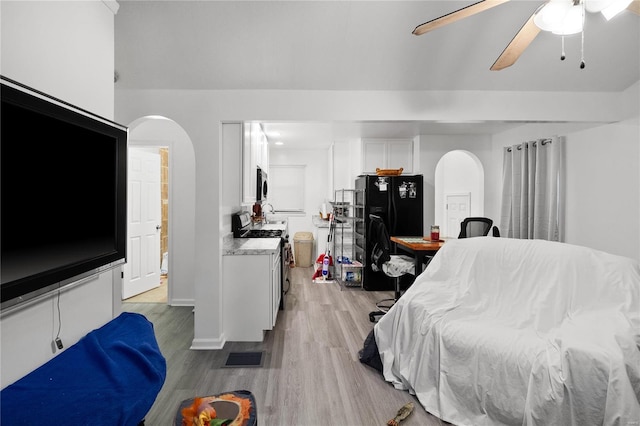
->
412, 0, 640, 70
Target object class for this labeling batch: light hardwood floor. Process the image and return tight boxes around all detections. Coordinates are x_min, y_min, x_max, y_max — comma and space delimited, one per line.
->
123, 266, 448, 426
124, 276, 168, 303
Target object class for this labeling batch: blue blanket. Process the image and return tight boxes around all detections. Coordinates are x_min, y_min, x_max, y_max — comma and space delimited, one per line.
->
1, 312, 166, 425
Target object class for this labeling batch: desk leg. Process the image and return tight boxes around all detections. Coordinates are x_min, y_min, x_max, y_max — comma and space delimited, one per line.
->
413, 253, 422, 276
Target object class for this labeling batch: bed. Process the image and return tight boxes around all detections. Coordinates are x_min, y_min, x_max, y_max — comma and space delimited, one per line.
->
373, 237, 640, 425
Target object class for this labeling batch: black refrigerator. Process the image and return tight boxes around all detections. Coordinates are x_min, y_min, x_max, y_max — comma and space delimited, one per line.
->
354, 174, 424, 291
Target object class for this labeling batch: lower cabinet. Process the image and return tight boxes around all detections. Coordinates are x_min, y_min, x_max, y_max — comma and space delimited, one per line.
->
223, 251, 281, 341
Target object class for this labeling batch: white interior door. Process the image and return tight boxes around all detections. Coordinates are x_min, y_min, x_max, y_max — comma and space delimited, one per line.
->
123, 148, 161, 299
445, 193, 471, 238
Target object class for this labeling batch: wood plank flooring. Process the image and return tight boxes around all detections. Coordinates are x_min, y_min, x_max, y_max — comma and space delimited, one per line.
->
124, 266, 447, 426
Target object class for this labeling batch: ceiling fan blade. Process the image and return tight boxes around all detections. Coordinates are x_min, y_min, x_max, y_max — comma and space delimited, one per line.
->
628, 0, 640, 15
413, 0, 510, 35
490, 12, 541, 71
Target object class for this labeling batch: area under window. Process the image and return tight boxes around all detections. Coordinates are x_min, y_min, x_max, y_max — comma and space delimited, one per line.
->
269, 165, 305, 213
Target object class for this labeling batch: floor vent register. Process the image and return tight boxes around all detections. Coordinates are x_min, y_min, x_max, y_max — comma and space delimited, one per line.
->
223, 351, 265, 368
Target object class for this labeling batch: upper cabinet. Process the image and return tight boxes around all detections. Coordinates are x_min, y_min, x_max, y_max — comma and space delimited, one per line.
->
361, 138, 413, 174
256, 126, 269, 170
242, 122, 270, 204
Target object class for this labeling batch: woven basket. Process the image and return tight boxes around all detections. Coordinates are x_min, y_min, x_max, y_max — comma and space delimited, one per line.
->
376, 168, 403, 176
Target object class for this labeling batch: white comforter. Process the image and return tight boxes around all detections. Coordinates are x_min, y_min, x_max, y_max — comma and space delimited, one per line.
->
375, 237, 640, 426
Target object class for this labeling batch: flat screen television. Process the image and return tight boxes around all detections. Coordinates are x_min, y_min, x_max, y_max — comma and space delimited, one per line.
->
1, 76, 128, 310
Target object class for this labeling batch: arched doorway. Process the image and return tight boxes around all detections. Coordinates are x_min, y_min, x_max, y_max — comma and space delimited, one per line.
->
434, 150, 485, 238
123, 116, 196, 305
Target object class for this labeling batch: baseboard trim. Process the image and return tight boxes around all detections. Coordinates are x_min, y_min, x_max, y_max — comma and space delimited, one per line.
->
169, 298, 195, 307
190, 335, 225, 350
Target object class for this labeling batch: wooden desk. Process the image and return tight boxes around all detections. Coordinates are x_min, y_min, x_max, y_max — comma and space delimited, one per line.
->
390, 236, 446, 275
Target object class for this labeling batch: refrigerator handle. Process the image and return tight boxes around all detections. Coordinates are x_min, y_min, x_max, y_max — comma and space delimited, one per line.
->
390, 186, 398, 235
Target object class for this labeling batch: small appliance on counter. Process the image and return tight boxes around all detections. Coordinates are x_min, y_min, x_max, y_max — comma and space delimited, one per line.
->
253, 202, 262, 220
256, 167, 268, 202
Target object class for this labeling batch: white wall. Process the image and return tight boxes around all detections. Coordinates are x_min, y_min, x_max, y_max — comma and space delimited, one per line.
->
0, 0, 119, 388
416, 134, 494, 233
435, 151, 485, 237
0, 0, 116, 118
270, 147, 331, 254
491, 115, 640, 260
564, 122, 639, 258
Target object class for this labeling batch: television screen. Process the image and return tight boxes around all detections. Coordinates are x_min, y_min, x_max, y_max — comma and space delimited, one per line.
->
1, 76, 127, 309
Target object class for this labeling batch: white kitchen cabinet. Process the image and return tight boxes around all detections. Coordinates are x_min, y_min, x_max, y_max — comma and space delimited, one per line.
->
361, 138, 413, 174
241, 122, 271, 204
271, 250, 281, 326
256, 126, 269, 170
242, 122, 256, 204
223, 251, 281, 341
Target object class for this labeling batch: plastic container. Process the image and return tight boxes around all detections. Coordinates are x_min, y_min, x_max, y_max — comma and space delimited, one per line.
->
340, 260, 363, 286
294, 232, 314, 267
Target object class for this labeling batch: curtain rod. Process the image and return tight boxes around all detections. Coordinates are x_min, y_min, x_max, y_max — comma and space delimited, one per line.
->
506, 138, 552, 152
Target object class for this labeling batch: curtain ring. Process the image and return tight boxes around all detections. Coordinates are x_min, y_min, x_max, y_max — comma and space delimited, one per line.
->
505, 138, 552, 152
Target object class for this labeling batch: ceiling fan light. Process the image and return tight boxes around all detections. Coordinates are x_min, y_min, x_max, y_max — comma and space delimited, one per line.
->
585, 0, 611, 13
534, 1, 584, 35
601, 0, 633, 19
552, 5, 585, 34
534, 1, 571, 31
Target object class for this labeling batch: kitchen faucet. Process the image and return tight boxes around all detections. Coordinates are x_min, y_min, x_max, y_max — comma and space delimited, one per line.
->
262, 203, 274, 222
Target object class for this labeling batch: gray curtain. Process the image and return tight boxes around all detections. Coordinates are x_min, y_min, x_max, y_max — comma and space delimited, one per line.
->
500, 137, 562, 240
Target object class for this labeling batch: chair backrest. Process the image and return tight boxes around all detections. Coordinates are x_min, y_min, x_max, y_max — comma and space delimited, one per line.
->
458, 217, 493, 238
368, 214, 391, 270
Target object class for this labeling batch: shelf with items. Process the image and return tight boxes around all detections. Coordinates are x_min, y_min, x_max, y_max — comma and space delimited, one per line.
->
337, 259, 363, 287
333, 189, 364, 289
352, 190, 366, 270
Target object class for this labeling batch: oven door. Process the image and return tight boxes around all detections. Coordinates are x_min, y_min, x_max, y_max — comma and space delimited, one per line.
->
256, 167, 268, 201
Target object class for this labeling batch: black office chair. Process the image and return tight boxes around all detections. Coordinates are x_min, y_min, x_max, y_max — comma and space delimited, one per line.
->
458, 217, 493, 238
368, 214, 415, 323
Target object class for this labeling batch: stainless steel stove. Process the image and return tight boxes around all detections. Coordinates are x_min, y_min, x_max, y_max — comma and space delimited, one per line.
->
243, 229, 283, 238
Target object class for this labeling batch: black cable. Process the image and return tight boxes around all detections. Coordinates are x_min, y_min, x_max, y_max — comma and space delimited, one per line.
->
54, 285, 63, 349
56, 286, 62, 339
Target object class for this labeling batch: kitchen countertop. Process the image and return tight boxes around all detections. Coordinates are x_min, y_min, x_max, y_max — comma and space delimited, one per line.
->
223, 237, 281, 255
312, 215, 351, 228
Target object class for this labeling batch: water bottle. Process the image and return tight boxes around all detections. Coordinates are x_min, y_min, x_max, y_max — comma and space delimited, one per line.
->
322, 250, 330, 279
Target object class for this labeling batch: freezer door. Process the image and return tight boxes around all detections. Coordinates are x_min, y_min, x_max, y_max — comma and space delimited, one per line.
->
364, 175, 389, 214
389, 175, 423, 236
357, 175, 393, 291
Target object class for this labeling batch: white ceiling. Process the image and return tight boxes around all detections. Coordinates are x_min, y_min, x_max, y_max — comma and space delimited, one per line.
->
115, 0, 640, 147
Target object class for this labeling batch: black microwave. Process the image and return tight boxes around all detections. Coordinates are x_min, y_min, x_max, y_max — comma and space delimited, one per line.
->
256, 167, 268, 202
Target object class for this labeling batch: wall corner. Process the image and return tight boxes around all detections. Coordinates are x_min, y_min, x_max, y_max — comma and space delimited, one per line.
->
102, 0, 120, 15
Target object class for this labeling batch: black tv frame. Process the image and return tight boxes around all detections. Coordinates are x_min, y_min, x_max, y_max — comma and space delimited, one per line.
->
1, 76, 128, 311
